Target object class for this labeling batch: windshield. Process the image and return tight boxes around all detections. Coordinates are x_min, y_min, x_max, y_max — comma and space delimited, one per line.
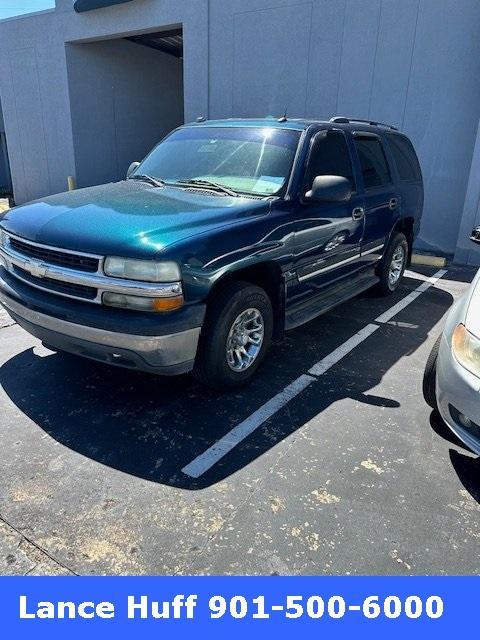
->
133, 126, 301, 197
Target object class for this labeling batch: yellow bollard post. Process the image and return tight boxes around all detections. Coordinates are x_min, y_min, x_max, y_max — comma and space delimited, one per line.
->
67, 176, 76, 191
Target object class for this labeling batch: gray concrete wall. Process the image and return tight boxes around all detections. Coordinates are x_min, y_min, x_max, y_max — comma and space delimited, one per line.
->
66, 38, 183, 187
208, 0, 480, 256
0, 12, 77, 203
454, 120, 480, 266
0, 0, 208, 202
1, 0, 480, 261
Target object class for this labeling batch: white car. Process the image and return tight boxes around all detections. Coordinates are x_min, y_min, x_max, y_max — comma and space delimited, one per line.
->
423, 230, 480, 454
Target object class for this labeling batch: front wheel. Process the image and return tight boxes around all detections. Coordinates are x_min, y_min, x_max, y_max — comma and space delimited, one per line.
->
376, 232, 408, 295
193, 281, 273, 390
423, 335, 441, 410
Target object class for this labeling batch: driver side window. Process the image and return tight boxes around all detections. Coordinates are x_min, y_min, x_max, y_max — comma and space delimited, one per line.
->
304, 130, 355, 192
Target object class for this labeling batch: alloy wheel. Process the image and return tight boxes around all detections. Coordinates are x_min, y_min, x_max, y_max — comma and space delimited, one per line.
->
226, 308, 264, 372
389, 244, 406, 286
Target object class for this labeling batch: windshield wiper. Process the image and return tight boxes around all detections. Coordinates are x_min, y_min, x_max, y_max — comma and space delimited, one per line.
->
175, 178, 239, 197
129, 174, 166, 188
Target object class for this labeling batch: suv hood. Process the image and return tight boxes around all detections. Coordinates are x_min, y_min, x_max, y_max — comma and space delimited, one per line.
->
1, 181, 270, 258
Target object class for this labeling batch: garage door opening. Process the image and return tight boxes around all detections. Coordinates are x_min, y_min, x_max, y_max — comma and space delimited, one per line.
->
0, 100, 13, 204
66, 28, 184, 189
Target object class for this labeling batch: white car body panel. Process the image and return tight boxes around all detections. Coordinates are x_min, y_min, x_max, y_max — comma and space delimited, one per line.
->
435, 268, 480, 454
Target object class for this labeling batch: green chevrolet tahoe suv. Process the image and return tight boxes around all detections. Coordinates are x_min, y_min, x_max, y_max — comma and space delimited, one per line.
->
0, 116, 423, 390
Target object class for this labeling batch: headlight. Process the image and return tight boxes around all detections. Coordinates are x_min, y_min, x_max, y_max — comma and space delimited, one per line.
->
0, 229, 7, 248
104, 256, 181, 282
103, 292, 184, 312
452, 323, 480, 378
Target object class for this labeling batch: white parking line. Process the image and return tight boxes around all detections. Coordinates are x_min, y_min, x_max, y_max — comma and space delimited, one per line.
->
182, 374, 316, 478
375, 269, 448, 324
308, 323, 379, 376
182, 268, 448, 478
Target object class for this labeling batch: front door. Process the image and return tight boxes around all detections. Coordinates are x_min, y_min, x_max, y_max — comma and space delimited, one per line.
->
291, 129, 365, 310
352, 132, 400, 265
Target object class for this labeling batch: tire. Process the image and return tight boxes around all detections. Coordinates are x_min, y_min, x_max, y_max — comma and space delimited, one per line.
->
193, 281, 273, 390
376, 232, 409, 295
423, 335, 441, 410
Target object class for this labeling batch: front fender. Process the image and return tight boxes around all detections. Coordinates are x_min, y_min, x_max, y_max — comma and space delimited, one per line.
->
164, 205, 296, 303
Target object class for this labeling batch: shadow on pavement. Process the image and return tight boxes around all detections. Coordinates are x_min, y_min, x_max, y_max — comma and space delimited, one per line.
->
449, 449, 480, 504
429, 411, 470, 452
0, 276, 456, 489
429, 411, 480, 504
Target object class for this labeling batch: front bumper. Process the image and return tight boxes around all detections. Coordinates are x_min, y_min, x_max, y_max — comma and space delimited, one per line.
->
436, 333, 480, 455
0, 270, 204, 375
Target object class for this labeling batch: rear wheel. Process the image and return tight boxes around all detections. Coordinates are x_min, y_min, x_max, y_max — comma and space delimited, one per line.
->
376, 232, 408, 295
423, 335, 441, 410
193, 281, 273, 390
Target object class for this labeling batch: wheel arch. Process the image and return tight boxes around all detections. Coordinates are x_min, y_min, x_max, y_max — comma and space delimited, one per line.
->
207, 261, 285, 340
388, 216, 415, 265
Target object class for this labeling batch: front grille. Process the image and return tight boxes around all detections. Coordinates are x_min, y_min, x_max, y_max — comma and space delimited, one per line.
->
9, 237, 99, 273
13, 265, 97, 300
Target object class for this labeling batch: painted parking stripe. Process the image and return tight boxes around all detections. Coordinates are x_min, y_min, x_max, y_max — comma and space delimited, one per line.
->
183, 326, 379, 479
375, 269, 448, 324
308, 323, 379, 376
182, 268, 448, 478
182, 374, 316, 478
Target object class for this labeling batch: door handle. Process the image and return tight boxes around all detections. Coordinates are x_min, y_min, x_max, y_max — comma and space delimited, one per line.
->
389, 198, 398, 210
352, 206, 365, 221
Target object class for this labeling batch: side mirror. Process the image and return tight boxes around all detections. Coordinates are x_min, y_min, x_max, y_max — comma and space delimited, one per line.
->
305, 175, 352, 203
127, 161, 140, 178
471, 226, 480, 244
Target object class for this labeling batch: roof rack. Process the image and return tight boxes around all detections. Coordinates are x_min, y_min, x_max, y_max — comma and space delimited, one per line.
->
329, 116, 398, 131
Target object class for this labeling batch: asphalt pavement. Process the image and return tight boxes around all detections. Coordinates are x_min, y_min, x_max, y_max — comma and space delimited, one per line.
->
1, 265, 479, 575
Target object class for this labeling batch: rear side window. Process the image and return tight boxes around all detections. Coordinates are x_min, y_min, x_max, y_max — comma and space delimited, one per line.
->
305, 130, 355, 190
353, 135, 391, 189
387, 134, 422, 182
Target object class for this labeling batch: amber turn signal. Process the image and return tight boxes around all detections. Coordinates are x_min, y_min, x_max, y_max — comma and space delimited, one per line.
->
152, 295, 184, 312
103, 292, 184, 312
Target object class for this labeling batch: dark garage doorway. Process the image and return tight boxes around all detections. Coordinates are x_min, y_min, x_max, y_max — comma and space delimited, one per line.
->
66, 27, 184, 188
0, 100, 13, 203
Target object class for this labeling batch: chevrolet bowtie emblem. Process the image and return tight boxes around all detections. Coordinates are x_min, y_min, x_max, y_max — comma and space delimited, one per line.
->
26, 261, 48, 278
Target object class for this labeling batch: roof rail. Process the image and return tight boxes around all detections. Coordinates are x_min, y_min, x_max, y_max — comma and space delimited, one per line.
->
329, 116, 398, 131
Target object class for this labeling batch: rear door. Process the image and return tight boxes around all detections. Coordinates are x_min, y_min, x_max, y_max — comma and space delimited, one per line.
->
384, 132, 423, 239
352, 132, 400, 263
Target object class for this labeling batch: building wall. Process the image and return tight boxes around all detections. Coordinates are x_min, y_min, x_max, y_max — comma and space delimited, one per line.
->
0, 15, 76, 203
1, 0, 480, 261
66, 38, 184, 187
454, 120, 480, 266
0, 0, 208, 202
208, 0, 480, 256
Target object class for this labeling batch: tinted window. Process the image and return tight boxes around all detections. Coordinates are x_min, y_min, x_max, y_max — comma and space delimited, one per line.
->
305, 130, 355, 189
354, 136, 391, 189
388, 134, 422, 182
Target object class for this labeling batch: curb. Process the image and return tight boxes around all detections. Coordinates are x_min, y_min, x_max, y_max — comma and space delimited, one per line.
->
411, 253, 447, 268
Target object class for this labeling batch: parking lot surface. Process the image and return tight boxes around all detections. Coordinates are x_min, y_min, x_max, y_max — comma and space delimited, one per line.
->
1, 266, 479, 575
